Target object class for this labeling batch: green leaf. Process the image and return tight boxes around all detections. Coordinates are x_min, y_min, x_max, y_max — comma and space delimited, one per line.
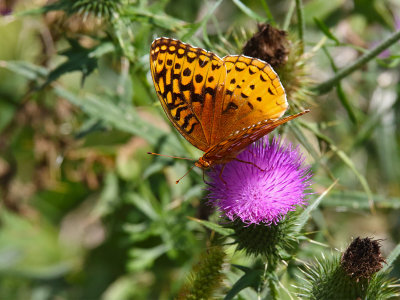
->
42, 40, 115, 88
225, 265, 263, 300
323, 190, 400, 210
0, 60, 48, 81
181, 0, 223, 41
382, 243, 400, 272
321, 46, 357, 124
53, 86, 182, 155
260, 0, 275, 25
124, 6, 186, 32
231, 0, 265, 23
92, 172, 120, 218
295, 180, 337, 233
300, 120, 374, 210
188, 217, 234, 236
314, 18, 339, 44
125, 192, 160, 220
127, 245, 169, 271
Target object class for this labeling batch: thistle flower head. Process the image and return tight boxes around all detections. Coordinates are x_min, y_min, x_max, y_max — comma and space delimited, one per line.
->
207, 136, 312, 225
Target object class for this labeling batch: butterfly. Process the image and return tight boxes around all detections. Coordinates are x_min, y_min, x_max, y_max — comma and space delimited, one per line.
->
149, 37, 309, 181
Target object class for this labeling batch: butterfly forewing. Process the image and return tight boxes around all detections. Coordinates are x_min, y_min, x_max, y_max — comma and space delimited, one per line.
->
211, 55, 288, 145
150, 38, 226, 151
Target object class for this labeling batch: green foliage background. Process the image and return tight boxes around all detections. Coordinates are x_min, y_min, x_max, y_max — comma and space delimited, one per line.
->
0, 0, 400, 299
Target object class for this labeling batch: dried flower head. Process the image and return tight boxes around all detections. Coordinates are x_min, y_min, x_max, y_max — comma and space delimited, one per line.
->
341, 237, 386, 280
242, 23, 314, 107
207, 136, 312, 225
242, 23, 289, 69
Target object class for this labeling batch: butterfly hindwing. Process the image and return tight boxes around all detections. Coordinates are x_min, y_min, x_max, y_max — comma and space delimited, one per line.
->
204, 111, 308, 163
211, 55, 288, 145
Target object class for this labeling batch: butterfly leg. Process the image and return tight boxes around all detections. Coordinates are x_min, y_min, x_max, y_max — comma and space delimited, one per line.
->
218, 164, 227, 185
233, 158, 264, 172
246, 149, 258, 161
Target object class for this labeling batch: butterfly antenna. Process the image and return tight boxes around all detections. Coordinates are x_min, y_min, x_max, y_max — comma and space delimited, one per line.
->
147, 152, 195, 161
176, 165, 196, 184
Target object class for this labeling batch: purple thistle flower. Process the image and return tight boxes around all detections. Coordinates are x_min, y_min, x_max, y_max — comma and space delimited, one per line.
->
207, 136, 312, 225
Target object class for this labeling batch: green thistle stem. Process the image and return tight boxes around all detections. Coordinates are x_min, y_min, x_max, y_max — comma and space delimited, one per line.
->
313, 29, 400, 94
267, 272, 280, 300
295, 0, 305, 53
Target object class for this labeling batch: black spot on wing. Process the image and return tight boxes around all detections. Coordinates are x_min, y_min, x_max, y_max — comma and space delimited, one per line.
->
191, 93, 204, 103
176, 48, 186, 58
205, 87, 216, 96
235, 65, 245, 72
186, 53, 196, 63
195, 74, 203, 83
211, 62, 221, 70
223, 102, 238, 114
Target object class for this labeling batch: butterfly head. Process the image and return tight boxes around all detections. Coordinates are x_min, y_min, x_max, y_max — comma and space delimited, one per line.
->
195, 157, 212, 169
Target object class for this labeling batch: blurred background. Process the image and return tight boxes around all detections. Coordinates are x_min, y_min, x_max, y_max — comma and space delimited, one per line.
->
0, 0, 399, 299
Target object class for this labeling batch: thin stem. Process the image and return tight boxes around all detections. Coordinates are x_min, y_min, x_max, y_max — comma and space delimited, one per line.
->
295, 0, 305, 53
260, 0, 275, 26
313, 29, 400, 95
283, 0, 295, 30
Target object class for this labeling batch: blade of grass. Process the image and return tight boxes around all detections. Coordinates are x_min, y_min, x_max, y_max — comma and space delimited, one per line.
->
295, 180, 337, 233
313, 29, 400, 94
314, 18, 339, 44
260, 0, 275, 25
283, 0, 295, 30
299, 120, 375, 212
295, 0, 305, 53
321, 46, 357, 124
187, 217, 234, 236
232, 0, 265, 23
181, 0, 223, 41
322, 190, 400, 210
382, 243, 400, 272
289, 122, 338, 182
53, 85, 183, 155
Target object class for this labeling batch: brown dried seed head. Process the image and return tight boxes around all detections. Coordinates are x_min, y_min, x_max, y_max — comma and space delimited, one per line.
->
242, 24, 289, 69
341, 237, 386, 280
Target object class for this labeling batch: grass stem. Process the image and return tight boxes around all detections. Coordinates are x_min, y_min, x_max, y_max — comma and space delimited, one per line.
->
313, 30, 400, 94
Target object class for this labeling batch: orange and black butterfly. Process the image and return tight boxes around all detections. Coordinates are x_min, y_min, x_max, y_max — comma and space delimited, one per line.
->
149, 37, 308, 180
